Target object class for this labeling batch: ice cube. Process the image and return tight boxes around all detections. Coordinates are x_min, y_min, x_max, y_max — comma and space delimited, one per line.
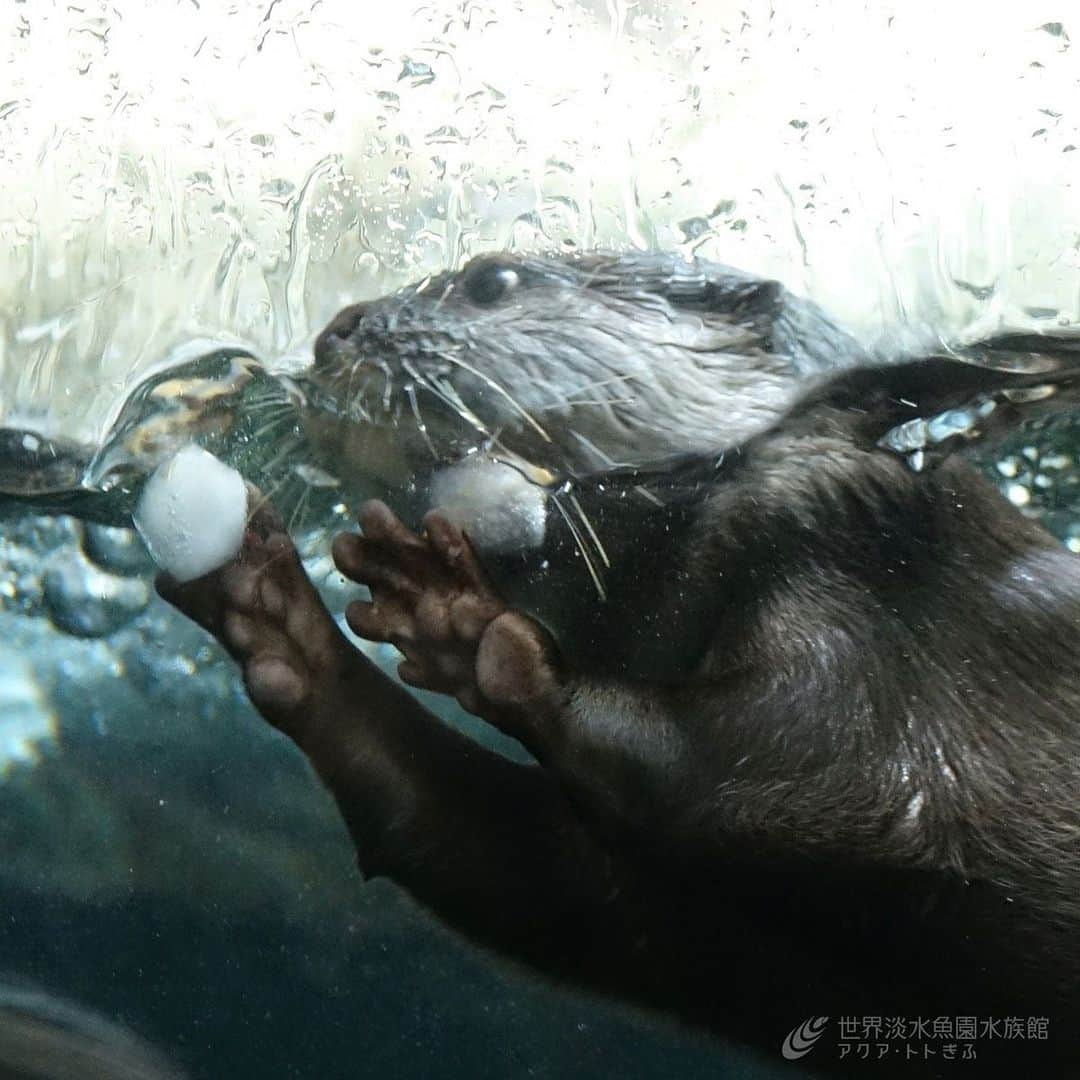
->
429, 457, 547, 554
133, 445, 248, 582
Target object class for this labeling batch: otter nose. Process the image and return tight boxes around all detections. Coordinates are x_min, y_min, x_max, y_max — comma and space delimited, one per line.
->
314, 302, 370, 367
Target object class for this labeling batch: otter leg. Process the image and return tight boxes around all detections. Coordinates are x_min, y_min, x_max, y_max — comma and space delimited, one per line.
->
155, 508, 624, 965
334, 501, 697, 837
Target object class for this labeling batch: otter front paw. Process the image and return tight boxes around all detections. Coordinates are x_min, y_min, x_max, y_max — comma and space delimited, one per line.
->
156, 493, 356, 743
333, 501, 563, 726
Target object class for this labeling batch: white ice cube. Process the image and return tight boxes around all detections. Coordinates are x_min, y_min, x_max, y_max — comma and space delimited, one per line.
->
133, 445, 248, 582
429, 457, 547, 554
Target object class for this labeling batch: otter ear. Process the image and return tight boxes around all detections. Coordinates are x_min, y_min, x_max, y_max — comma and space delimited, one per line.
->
792, 349, 1080, 466
570, 251, 782, 313
572, 252, 867, 375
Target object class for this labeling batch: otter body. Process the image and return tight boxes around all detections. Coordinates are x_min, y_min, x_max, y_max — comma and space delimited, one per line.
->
362, 354, 1080, 1069
164, 254, 1080, 1075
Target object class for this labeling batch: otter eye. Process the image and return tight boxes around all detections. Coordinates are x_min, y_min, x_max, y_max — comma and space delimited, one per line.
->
463, 262, 520, 305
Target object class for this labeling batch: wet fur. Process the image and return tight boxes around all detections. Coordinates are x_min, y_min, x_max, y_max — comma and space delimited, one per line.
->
539, 398, 1080, 995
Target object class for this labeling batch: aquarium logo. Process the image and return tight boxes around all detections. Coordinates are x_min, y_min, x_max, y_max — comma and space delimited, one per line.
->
781, 1016, 830, 1060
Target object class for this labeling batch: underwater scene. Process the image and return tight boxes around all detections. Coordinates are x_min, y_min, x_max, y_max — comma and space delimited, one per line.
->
3, 2, 1080, 1077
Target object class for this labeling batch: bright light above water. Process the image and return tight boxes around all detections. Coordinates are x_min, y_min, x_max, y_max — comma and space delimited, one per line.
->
1, 1, 1078, 443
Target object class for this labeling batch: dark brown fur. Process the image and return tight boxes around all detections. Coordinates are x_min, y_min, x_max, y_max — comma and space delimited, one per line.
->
163, 258, 1080, 1076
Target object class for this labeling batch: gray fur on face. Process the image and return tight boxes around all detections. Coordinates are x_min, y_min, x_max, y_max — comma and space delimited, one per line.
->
308, 252, 869, 475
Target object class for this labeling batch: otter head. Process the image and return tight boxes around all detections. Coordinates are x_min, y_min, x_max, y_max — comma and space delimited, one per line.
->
305, 252, 867, 485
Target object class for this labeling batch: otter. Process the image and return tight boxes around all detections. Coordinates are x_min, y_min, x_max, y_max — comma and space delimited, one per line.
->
159, 254, 1080, 1075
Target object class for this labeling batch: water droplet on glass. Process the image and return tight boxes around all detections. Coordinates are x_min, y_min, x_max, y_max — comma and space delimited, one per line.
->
398, 58, 435, 86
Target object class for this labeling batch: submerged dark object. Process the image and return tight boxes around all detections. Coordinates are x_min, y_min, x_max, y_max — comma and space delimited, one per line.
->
0, 350, 296, 525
